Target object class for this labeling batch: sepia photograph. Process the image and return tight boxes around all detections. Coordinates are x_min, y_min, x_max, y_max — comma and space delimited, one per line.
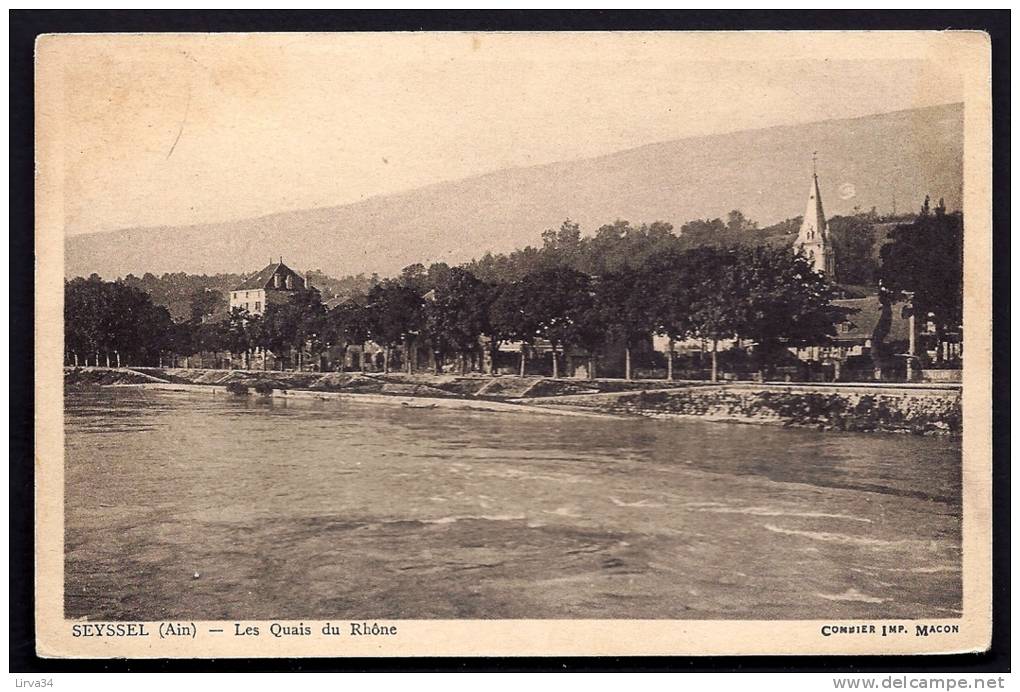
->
32, 29, 994, 658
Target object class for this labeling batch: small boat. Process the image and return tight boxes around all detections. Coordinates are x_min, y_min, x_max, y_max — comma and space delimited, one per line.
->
401, 401, 438, 409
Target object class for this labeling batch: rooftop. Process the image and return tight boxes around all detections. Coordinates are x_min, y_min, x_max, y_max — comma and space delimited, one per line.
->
833, 296, 911, 343
233, 261, 309, 292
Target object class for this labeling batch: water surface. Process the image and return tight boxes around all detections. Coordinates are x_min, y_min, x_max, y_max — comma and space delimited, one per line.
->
65, 388, 962, 620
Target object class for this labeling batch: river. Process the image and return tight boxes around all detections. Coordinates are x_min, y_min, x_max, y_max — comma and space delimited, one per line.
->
64, 387, 962, 621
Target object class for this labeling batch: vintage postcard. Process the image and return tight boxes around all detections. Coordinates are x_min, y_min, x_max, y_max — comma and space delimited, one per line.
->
35, 30, 993, 658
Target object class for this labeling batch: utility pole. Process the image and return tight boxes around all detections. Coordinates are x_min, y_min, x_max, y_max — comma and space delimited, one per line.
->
904, 291, 916, 381
666, 338, 674, 382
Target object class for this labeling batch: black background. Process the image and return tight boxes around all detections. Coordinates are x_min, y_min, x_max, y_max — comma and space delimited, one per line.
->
9, 9, 1010, 673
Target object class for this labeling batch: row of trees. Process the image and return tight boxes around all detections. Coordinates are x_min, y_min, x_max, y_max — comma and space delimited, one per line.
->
162, 244, 846, 380
65, 276, 184, 366
107, 206, 906, 328
462, 208, 893, 288
66, 199, 962, 378
66, 242, 845, 379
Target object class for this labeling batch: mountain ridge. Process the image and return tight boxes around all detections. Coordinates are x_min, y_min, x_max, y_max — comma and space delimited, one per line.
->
65, 102, 963, 279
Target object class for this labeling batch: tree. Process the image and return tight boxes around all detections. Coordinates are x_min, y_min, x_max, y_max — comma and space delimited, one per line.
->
585, 220, 631, 274
594, 268, 657, 380
260, 292, 326, 370
735, 245, 852, 379
108, 279, 178, 366
541, 219, 584, 268
165, 320, 199, 366
644, 247, 697, 380
878, 198, 963, 363
398, 263, 429, 293
222, 307, 260, 369
187, 288, 227, 324
423, 268, 492, 375
678, 217, 727, 249
567, 289, 609, 380
518, 266, 594, 378
325, 300, 370, 371
304, 269, 379, 305
681, 247, 745, 381
365, 280, 424, 373
295, 292, 328, 369
118, 271, 244, 322
64, 275, 177, 367
489, 280, 541, 377
425, 262, 453, 293
260, 304, 298, 370
828, 213, 879, 286
64, 275, 109, 365
726, 209, 758, 234
189, 319, 226, 359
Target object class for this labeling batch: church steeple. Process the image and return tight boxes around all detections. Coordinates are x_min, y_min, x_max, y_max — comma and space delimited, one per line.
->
796, 154, 835, 276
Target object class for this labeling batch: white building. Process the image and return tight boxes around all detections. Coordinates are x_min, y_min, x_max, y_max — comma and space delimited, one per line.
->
794, 163, 836, 276
229, 260, 313, 316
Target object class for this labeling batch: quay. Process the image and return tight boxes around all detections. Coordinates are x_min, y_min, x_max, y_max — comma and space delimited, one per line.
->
65, 366, 962, 435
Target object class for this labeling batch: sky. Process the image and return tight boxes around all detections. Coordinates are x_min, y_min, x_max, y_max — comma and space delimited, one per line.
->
39, 32, 967, 236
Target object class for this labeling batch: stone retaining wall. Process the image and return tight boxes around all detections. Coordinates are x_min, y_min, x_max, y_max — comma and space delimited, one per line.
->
66, 367, 961, 434
541, 386, 962, 435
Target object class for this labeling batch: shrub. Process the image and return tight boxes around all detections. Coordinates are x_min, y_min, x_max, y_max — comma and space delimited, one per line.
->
253, 381, 275, 396
225, 381, 249, 396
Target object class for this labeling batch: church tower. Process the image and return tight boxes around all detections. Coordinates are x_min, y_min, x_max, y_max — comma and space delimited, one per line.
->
796, 155, 835, 277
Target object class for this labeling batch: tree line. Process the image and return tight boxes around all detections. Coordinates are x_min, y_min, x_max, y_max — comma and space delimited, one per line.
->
112, 207, 896, 324
66, 242, 848, 381
65, 275, 184, 367
65, 200, 962, 379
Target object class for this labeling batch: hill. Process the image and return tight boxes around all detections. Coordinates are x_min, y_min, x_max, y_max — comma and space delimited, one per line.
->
65, 103, 963, 280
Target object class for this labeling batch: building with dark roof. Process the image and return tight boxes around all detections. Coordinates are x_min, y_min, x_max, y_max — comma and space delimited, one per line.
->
229, 260, 313, 316
832, 296, 912, 346
794, 294, 914, 380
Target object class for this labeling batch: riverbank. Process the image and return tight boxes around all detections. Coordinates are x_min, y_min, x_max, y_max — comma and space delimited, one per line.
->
107, 381, 619, 420
64, 366, 961, 435
524, 385, 961, 435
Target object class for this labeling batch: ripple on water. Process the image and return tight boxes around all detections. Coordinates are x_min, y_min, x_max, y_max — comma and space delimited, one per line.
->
63, 388, 962, 621
762, 524, 931, 548
817, 589, 890, 604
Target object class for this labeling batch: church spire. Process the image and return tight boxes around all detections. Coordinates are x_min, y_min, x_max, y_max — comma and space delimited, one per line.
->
796, 156, 835, 276
803, 168, 827, 242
